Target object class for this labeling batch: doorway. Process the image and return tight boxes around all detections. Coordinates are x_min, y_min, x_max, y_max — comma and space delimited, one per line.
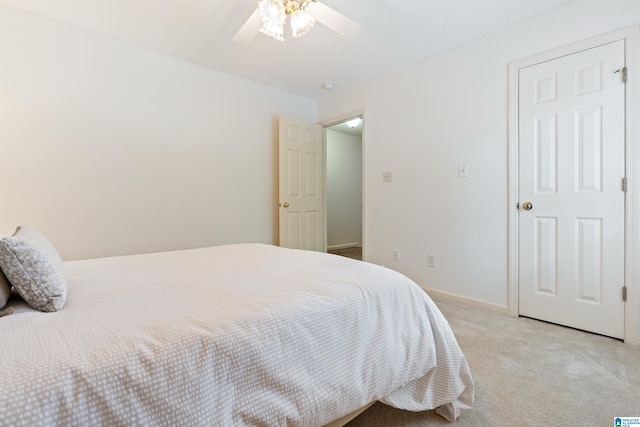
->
325, 116, 363, 261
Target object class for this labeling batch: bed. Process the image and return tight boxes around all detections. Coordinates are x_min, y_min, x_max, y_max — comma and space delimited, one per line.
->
0, 226, 474, 426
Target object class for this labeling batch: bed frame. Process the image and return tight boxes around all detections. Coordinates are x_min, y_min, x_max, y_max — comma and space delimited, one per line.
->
325, 401, 376, 427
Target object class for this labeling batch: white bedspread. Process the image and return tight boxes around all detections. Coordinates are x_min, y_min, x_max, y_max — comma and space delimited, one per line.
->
0, 244, 473, 426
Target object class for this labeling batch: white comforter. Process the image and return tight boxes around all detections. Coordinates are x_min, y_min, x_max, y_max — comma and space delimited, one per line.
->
0, 244, 473, 426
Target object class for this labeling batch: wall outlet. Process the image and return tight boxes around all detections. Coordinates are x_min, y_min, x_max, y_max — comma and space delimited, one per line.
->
392, 249, 400, 261
427, 254, 437, 268
383, 171, 393, 182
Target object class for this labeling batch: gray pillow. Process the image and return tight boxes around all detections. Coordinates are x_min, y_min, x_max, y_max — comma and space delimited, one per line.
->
0, 226, 67, 312
0, 268, 10, 309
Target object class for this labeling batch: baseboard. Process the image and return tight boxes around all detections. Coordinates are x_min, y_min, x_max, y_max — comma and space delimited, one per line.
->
327, 243, 362, 250
423, 287, 510, 315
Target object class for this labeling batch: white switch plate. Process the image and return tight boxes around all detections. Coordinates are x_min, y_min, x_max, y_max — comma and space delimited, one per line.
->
458, 164, 469, 178
383, 171, 392, 182
392, 249, 400, 261
427, 254, 437, 268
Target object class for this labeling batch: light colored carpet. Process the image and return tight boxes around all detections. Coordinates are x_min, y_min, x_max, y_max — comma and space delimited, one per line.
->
346, 300, 640, 426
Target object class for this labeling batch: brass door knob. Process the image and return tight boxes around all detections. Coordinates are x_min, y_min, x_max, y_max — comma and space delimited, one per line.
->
282, 202, 290, 208
522, 202, 533, 211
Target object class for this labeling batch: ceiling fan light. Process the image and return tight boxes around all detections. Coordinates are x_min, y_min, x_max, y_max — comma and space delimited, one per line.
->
284, 1, 296, 15
258, 0, 286, 41
290, 9, 315, 38
260, 22, 285, 41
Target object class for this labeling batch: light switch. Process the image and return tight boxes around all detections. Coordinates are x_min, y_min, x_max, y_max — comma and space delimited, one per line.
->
458, 164, 469, 178
427, 254, 437, 268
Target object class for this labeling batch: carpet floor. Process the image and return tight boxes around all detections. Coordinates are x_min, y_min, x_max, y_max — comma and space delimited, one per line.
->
346, 299, 640, 426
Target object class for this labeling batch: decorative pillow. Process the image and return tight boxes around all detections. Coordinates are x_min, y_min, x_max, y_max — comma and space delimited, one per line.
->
0, 268, 10, 309
0, 226, 67, 312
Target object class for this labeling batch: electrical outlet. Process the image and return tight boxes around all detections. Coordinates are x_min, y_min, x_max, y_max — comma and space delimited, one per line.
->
427, 254, 437, 268
392, 249, 400, 261
383, 171, 393, 182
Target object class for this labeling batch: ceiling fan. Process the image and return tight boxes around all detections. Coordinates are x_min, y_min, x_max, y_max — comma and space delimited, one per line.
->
233, 0, 364, 43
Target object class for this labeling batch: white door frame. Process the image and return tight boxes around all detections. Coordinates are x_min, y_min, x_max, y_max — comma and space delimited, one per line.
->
320, 108, 366, 259
507, 25, 640, 346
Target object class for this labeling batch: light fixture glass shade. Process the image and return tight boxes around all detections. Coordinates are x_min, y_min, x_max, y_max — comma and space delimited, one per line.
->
259, 0, 286, 41
290, 9, 315, 38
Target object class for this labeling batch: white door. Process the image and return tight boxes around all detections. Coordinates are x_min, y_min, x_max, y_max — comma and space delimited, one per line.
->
518, 40, 626, 338
278, 116, 324, 251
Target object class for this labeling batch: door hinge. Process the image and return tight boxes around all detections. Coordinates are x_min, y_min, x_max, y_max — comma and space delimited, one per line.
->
622, 285, 627, 302
622, 177, 628, 192
615, 67, 628, 83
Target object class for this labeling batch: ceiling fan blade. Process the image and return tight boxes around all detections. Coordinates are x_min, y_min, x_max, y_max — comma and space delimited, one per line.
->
307, 2, 364, 39
232, 8, 262, 43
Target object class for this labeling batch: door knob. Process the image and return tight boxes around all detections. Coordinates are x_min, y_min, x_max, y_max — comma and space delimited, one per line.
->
522, 202, 533, 211
281, 202, 290, 208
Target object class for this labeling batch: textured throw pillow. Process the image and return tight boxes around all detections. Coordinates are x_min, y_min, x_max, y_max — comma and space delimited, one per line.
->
0, 226, 67, 312
0, 268, 10, 309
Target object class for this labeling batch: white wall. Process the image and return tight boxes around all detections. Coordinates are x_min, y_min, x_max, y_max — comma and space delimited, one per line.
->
318, 0, 640, 310
3, 0, 639, 326
326, 129, 362, 249
0, 4, 316, 260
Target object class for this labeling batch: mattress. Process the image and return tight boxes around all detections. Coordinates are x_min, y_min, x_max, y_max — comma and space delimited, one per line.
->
0, 243, 473, 426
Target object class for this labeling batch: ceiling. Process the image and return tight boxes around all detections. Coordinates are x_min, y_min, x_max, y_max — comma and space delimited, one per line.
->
0, 0, 574, 99
328, 119, 362, 137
